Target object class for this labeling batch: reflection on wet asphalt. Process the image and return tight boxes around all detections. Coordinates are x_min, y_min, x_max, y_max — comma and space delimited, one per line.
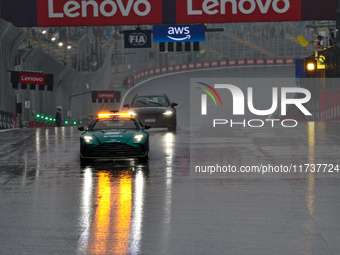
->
0, 122, 339, 255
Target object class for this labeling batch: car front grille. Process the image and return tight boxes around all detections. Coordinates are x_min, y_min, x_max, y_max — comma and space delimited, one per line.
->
138, 113, 161, 119
92, 143, 137, 156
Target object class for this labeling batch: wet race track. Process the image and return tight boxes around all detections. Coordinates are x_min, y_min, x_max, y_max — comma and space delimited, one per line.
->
1, 66, 340, 254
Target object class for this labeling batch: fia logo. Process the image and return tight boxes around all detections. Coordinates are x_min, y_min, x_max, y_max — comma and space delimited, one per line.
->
128, 33, 147, 46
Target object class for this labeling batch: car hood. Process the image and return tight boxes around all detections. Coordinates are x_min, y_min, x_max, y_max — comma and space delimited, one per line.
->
90, 129, 136, 143
131, 107, 169, 114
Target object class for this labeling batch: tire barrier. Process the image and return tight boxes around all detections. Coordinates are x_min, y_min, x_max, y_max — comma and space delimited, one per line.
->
0, 111, 15, 130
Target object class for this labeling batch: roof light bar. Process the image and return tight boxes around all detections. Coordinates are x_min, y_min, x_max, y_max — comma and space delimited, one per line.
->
97, 112, 133, 118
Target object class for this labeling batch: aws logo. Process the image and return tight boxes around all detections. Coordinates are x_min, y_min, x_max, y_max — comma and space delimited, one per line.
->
153, 25, 205, 43
167, 26, 191, 41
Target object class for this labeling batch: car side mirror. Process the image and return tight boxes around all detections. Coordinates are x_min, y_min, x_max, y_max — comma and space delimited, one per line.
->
123, 104, 130, 108
78, 126, 84, 131
171, 102, 178, 107
144, 125, 151, 130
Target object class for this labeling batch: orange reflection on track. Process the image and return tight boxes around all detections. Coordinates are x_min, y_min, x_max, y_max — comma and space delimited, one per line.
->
88, 171, 132, 254
113, 172, 132, 254
307, 122, 315, 216
92, 172, 111, 254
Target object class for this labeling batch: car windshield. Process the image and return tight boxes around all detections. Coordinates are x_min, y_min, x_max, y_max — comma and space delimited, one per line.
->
131, 96, 169, 107
91, 117, 138, 130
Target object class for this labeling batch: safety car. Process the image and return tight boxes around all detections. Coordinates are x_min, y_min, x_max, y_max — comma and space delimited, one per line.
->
78, 112, 150, 163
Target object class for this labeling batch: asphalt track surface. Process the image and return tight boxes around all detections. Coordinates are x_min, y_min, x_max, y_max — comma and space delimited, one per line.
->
1, 66, 340, 255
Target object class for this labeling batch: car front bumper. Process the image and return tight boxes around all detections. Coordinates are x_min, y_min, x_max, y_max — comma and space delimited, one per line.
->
80, 142, 148, 159
137, 113, 176, 128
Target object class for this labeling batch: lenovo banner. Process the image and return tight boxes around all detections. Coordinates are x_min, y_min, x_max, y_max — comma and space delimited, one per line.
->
91, 91, 121, 103
0, 0, 336, 27
19, 73, 46, 85
36, 0, 163, 26
97, 91, 116, 99
177, 0, 301, 23
10, 71, 54, 91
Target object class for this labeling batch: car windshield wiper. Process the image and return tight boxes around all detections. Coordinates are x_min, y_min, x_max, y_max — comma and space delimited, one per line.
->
148, 101, 164, 106
136, 100, 147, 105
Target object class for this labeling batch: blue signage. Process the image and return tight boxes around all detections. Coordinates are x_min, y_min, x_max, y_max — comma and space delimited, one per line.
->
153, 25, 205, 43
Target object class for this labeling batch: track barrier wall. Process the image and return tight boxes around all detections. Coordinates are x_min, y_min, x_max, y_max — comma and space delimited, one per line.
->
320, 89, 340, 121
124, 58, 295, 86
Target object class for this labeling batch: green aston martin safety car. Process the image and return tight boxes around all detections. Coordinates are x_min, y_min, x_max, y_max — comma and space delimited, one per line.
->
78, 112, 150, 163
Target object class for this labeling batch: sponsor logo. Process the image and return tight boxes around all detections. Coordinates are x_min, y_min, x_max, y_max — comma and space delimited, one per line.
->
177, 0, 300, 23
153, 25, 205, 42
48, 0, 151, 18
104, 131, 123, 138
187, 0, 290, 15
167, 26, 191, 41
20, 76, 44, 82
98, 92, 115, 99
19, 73, 46, 85
37, 0, 161, 26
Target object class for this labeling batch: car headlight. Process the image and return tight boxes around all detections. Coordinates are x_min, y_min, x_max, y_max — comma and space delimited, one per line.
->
133, 134, 144, 142
83, 135, 94, 144
163, 110, 173, 115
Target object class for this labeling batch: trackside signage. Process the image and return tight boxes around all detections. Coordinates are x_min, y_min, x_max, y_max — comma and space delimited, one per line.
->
97, 91, 115, 99
177, 0, 301, 23
19, 73, 46, 85
1, 0, 336, 27
91, 91, 121, 103
125, 30, 152, 48
36, 0, 162, 26
153, 25, 205, 43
